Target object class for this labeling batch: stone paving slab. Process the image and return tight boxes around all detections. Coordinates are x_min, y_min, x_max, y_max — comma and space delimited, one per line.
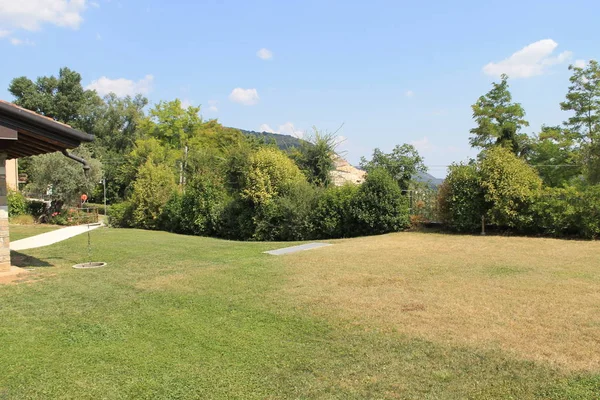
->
264, 242, 332, 255
11, 224, 102, 251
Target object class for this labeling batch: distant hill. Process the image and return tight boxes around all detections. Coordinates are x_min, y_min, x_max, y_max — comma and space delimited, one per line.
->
414, 171, 444, 188
238, 129, 305, 150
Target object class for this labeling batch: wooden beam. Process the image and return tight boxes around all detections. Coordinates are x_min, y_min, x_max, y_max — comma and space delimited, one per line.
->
0, 125, 17, 140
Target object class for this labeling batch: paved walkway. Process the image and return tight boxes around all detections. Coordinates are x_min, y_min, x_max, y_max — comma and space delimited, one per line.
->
264, 242, 332, 255
11, 224, 103, 251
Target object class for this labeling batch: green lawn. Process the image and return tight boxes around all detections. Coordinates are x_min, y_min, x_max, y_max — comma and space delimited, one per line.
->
8, 224, 59, 242
1, 228, 599, 399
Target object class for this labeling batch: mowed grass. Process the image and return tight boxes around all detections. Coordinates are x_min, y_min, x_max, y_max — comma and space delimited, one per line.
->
0, 229, 599, 399
9, 223, 59, 241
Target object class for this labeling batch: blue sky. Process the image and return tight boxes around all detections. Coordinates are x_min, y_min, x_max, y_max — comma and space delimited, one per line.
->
1, 0, 599, 177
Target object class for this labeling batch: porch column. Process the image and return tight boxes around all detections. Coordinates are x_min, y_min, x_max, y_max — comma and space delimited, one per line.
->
0, 153, 10, 271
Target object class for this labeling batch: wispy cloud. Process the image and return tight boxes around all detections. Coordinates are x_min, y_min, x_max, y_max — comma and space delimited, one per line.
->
405, 90, 414, 98
256, 48, 273, 60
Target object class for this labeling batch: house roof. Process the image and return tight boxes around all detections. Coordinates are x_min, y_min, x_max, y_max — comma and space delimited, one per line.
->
0, 100, 94, 159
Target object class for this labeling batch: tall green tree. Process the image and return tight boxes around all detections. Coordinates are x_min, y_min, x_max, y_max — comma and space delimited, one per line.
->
360, 144, 426, 191
8, 67, 102, 129
470, 74, 530, 156
527, 125, 582, 187
560, 60, 600, 184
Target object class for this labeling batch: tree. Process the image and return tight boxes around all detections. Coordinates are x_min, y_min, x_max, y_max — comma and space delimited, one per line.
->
470, 74, 530, 156
131, 161, 177, 230
438, 162, 485, 232
360, 144, 426, 191
240, 147, 307, 205
527, 125, 582, 187
291, 127, 339, 187
479, 146, 542, 229
8, 67, 102, 129
560, 60, 600, 184
26, 146, 102, 208
351, 168, 410, 235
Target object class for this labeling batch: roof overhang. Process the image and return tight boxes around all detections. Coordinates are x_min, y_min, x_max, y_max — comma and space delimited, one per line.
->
0, 100, 94, 159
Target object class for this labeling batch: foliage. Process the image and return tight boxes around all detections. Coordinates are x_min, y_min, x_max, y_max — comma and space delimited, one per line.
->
360, 144, 426, 191
438, 163, 484, 232
253, 181, 317, 241
528, 187, 581, 236
25, 146, 102, 206
527, 125, 582, 187
470, 74, 530, 156
291, 127, 338, 187
560, 60, 600, 184
579, 185, 600, 238
351, 168, 410, 235
169, 174, 229, 236
241, 147, 307, 205
108, 201, 134, 228
311, 184, 359, 239
26, 200, 47, 218
479, 147, 542, 229
131, 162, 177, 230
8, 190, 27, 216
8, 67, 102, 129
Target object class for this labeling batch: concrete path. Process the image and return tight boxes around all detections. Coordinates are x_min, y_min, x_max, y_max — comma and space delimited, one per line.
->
11, 224, 102, 251
264, 242, 332, 255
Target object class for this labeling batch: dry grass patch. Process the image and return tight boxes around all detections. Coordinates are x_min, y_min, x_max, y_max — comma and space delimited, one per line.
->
280, 232, 600, 371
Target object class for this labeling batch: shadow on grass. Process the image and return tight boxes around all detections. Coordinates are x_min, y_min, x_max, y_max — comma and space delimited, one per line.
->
10, 251, 54, 268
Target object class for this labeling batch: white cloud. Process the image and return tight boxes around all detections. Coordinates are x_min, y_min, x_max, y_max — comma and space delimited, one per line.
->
229, 88, 259, 105
207, 100, 218, 112
259, 122, 304, 138
256, 48, 273, 60
10, 37, 34, 46
0, 30, 10, 38
483, 39, 572, 78
90, 1, 99, 7
574, 59, 586, 69
405, 90, 414, 97
0, 0, 89, 31
86, 74, 154, 97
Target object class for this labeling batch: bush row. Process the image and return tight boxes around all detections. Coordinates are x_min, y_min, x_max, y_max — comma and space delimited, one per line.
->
109, 167, 411, 241
438, 147, 600, 239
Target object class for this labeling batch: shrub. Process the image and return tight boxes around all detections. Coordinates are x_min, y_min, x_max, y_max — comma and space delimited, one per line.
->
8, 190, 27, 216
311, 184, 359, 238
529, 187, 580, 236
253, 181, 317, 241
479, 147, 542, 230
216, 198, 256, 240
579, 185, 600, 239
438, 163, 484, 232
108, 201, 134, 228
351, 168, 410, 235
26, 200, 47, 217
178, 175, 229, 236
241, 147, 307, 205
159, 192, 183, 233
131, 161, 177, 230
